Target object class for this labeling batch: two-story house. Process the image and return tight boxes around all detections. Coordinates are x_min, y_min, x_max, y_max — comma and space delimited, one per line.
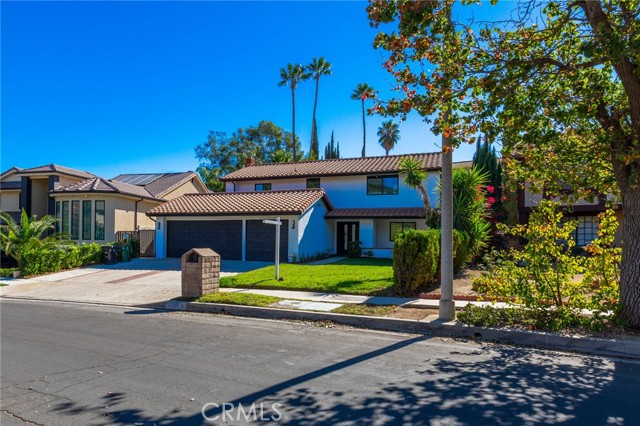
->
148, 153, 441, 261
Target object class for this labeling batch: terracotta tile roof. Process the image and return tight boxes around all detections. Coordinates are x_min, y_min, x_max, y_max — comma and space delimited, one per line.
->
453, 160, 473, 169
147, 189, 331, 216
112, 172, 207, 198
220, 152, 441, 181
15, 164, 95, 179
325, 207, 427, 219
50, 177, 163, 201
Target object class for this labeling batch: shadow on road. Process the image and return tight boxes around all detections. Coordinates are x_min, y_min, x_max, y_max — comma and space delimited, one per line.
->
49, 338, 634, 425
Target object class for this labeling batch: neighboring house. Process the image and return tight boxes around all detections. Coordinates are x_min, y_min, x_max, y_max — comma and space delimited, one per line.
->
517, 183, 623, 246
49, 172, 208, 244
0, 164, 95, 223
148, 153, 441, 261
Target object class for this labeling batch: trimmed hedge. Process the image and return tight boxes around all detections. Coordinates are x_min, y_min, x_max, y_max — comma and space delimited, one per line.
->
19, 243, 103, 277
392, 229, 472, 296
393, 229, 440, 297
0, 268, 16, 278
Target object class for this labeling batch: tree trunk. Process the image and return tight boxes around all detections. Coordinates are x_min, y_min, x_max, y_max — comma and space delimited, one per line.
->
310, 78, 320, 159
291, 87, 296, 162
361, 100, 366, 157
417, 184, 431, 212
620, 185, 640, 328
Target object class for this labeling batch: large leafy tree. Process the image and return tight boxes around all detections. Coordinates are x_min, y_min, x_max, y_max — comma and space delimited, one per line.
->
377, 120, 401, 156
279, 63, 310, 162
306, 57, 332, 160
368, 0, 640, 327
351, 83, 377, 157
195, 120, 299, 191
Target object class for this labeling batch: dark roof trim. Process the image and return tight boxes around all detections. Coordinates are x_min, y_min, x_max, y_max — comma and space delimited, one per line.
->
49, 189, 163, 202
0, 181, 21, 190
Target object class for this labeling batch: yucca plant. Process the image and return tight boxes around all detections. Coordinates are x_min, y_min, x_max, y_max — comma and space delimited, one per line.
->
0, 209, 64, 264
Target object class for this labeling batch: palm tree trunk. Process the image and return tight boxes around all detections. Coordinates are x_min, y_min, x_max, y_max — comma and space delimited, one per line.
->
291, 86, 296, 161
385, 147, 390, 156
361, 100, 366, 157
417, 184, 431, 212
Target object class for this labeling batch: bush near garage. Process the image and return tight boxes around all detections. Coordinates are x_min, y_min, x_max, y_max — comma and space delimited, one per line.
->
19, 243, 103, 277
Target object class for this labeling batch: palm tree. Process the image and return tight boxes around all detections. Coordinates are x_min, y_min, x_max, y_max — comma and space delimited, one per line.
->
399, 158, 431, 212
279, 63, 309, 161
377, 120, 400, 156
0, 209, 61, 264
351, 83, 376, 157
306, 57, 332, 160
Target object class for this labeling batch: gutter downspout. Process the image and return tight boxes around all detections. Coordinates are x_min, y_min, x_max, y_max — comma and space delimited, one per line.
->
134, 198, 143, 230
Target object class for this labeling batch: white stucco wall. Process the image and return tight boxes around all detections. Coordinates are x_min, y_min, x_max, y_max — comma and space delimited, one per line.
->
296, 201, 333, 260
227, 172, 440, 209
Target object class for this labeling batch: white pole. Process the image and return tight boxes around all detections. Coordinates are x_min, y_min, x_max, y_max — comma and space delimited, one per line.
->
439, 4, 455, 321
275, 216, 280, 280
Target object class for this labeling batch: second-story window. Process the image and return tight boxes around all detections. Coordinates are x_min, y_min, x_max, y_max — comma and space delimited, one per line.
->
306, 178, 321, 189
255, 183, 272, 191
367, 175, 398, 195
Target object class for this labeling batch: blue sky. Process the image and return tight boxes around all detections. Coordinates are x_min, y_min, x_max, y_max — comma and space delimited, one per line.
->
2, 1, 509, 178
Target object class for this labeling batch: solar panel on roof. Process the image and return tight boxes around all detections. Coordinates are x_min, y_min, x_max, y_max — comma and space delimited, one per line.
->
114, 174, 163, 186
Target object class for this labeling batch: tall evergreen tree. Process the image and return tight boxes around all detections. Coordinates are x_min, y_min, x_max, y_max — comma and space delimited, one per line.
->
472, 135, 502, 209
324, 131, 341, 160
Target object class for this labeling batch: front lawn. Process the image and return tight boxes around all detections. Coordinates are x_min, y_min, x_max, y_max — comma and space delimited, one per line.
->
221, 258, 394, 295
196, 292, 281, 307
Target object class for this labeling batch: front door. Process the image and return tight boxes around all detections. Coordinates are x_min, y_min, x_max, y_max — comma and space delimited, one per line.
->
336, 222, 359, 256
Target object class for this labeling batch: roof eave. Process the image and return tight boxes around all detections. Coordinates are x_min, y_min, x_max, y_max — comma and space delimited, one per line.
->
219, 167, 441, 182
50, 189, 163, 202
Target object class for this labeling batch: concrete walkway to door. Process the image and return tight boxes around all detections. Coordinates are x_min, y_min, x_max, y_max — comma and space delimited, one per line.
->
0, 258, 269, 307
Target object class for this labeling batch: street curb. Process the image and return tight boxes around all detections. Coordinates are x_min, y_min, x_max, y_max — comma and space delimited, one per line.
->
164, 300, 640, 360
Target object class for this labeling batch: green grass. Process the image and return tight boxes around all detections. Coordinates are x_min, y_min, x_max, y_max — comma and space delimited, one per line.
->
196, 292, 281, 307
220, 258, 394, 295
331, 304, 397, 316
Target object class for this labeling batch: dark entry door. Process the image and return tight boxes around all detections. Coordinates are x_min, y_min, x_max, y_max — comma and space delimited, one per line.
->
336, 222, 359, 256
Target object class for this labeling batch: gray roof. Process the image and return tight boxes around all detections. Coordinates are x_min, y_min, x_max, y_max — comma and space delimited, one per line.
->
112, 172, 203, 197
50, 177, 163, 201
15, 164, 95, 179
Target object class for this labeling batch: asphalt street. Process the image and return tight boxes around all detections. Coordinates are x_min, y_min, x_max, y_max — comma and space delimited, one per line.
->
1, 300, 638, 426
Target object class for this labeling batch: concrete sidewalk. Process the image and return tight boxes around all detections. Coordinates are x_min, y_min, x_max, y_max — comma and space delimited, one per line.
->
219, 287, 501, 309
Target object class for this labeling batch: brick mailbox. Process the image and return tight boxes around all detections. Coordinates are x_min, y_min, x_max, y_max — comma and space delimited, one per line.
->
181, 248, 221, 298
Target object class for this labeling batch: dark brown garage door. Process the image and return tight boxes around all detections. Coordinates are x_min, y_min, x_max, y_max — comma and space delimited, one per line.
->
246, 220, 289, 262
167, 220, 242, 259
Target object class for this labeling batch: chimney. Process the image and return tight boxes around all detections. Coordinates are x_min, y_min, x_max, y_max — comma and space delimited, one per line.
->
245, 157, 255, 167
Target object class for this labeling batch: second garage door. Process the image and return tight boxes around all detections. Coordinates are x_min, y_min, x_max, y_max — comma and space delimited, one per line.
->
246, 220, 289, 262
167, 220, 242, 259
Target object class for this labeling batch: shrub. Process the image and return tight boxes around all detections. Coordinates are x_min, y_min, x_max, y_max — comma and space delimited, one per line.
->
393, 229, 440, 297
453, 230, 471, 274
471, 201, 621, 329
457, 304, 608, 332
18, 243, 102, 276
0, 268, 16, 278
347, 241, 362, 258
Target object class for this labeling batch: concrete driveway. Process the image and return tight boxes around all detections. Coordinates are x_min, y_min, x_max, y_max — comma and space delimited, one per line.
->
0, 258, 269, 307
